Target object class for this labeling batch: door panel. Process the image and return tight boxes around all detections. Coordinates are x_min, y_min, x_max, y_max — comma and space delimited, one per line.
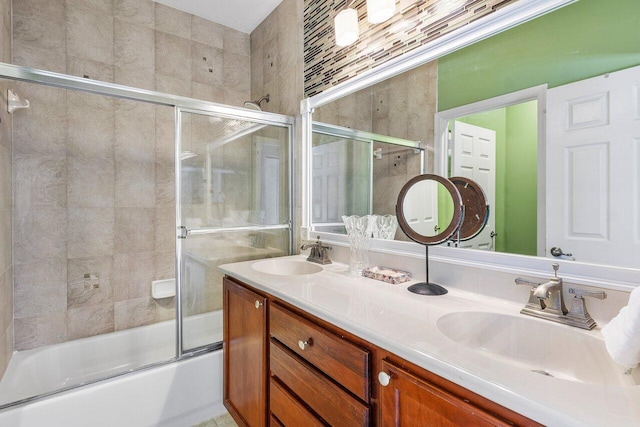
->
546, 65, 640, 265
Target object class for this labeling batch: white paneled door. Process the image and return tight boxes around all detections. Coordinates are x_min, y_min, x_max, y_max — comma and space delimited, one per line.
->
546, 65, 640, 265
451, 121, 496, 250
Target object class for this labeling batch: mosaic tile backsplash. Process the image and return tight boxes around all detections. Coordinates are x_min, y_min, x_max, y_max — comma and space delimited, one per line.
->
304, 0, 520, 97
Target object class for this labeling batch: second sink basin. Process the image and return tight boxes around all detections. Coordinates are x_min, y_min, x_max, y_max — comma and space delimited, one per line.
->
252, 259, 323, 276
437, 311, 637, 387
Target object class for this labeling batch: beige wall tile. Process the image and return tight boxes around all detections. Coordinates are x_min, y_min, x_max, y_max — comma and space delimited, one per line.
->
12, 0, 66, 71
114, 296, 156, 330
67, 57, 114, 82
67, 157, 114, 208
155, 3, 191, 39
114, 19, 155, 90
114, 207, 155, 254
67, 256, 114, 309
113, 252, 155, 302
155, 31, 191, 81
115, 99, 155, 163
14, 208, 67, 263
191, 15, 223, 48
66, 1, 114, 64
0, 208, 10, 273
12, 84, 67, 156
67, 208, 115, 259
223, 27, 250, 56
155, 162, 175, 208
14, 313, 67, 351
0, 267, 13, 333
154, 250, 174, 281
66, 92, 115, 160
114, 0, 155, 28
223, 51, 251, 93
68, 302, 114, 340
13, 154, 66, 210
115, 160, 155, 208
223, 88, 251, 109
191, 82, 224, 104
155, 73, 191, 98
191, 41, 223, 87
14, 260, 67, 318
155, 207, 175, 252
154, 105, 175, 165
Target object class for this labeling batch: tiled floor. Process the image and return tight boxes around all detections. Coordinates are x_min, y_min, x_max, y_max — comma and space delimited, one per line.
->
191, 411, 238, 427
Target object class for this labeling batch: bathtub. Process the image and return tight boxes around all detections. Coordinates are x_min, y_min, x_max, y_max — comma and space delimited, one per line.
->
0, 311, 225, 426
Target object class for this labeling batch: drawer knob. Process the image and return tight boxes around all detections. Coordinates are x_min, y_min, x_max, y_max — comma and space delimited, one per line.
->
378, 371, 392, 387
255, 300, 263, 309
298, 338, 313, 350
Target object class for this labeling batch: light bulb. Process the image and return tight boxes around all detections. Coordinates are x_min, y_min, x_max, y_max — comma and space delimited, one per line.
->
335, 8, 359, 47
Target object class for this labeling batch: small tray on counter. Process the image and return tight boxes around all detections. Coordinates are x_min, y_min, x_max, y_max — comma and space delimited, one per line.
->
363, 266, 411, 284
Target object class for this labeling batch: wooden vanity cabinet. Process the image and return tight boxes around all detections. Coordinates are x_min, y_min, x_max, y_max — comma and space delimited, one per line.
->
223, 277, 268, 427
223, 276, 541, 427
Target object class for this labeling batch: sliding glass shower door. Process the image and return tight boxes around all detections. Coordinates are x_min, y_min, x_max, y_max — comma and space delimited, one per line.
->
176, 108, 292, 353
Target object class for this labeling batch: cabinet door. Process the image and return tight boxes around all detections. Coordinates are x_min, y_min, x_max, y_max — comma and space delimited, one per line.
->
223, 278, 268, 427
379, 360, 511, 427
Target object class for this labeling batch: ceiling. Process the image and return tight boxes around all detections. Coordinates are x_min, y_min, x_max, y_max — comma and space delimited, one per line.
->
153, 0, 284, 34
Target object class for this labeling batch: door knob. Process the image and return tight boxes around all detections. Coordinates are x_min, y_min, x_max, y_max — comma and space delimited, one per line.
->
550, 247, 572, 257
254, 300, 263, 309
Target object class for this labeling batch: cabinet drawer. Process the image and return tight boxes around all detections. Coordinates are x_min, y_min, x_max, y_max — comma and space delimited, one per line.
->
270, 340, 370, 427
270, 378, 324, 427
270, 303, 370, 401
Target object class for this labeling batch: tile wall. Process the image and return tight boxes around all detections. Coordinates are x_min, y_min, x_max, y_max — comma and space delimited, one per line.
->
249, 0, 304, 117
10, 0, 251, 351
0, 0, 13, 376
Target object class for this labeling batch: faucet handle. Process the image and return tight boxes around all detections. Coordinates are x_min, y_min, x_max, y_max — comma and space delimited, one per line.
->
566, 288, 605, 330
515, 278, 541, 287
568, 288, 607, 300
551, 263, 559, 277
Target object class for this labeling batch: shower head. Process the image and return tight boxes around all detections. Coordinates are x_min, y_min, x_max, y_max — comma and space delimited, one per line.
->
244, 94, 270, 111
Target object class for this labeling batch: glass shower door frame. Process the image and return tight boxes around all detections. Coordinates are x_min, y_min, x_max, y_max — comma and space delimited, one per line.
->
174, 106, 294, 358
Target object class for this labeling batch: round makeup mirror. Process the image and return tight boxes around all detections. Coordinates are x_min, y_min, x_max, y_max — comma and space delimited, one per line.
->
396, 174, 464, 295
450, 176, 489, 242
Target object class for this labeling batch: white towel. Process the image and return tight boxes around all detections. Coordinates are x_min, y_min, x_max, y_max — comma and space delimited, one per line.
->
602, 286, 640, 369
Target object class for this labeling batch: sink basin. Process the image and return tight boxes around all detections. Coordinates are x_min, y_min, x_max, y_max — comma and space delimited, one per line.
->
437, 311, 638, 386
252, 259, 323, 276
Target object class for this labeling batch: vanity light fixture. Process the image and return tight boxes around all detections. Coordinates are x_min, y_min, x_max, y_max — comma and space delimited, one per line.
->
335, 6, 360, 47
367, 0, 396, 24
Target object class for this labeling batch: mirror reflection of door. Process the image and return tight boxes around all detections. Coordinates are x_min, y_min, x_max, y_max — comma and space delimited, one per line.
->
450, 121, 496, 250
402, 179, 439, 236
546, 65, 640, 266
257, 139, 281, 225
312, 140, 347, 226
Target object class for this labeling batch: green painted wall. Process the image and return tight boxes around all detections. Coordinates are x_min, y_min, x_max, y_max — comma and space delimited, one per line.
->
438, 0, 640, 111
504, 101, 538, 255
456, 100, 537, 255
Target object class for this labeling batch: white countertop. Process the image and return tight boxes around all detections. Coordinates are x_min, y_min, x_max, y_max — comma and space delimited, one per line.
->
219, 255, 640, 427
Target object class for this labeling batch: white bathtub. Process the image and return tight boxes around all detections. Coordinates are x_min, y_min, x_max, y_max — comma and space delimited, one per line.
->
0, 311, 225, 426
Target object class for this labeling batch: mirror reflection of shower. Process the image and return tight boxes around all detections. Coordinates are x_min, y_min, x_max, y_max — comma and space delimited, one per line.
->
244, 94, 270, 111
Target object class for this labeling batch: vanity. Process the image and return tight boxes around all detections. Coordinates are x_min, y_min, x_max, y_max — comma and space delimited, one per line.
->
220, 256, 640, 426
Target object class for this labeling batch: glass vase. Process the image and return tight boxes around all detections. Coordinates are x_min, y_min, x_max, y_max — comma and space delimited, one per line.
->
342, 215, 375, 276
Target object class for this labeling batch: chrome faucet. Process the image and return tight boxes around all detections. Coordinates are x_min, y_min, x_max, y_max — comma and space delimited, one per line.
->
515, 263, 607, 329
300, 236, 332, 265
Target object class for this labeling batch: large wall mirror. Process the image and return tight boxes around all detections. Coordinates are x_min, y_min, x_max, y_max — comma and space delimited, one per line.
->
303, 0, 640, 280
